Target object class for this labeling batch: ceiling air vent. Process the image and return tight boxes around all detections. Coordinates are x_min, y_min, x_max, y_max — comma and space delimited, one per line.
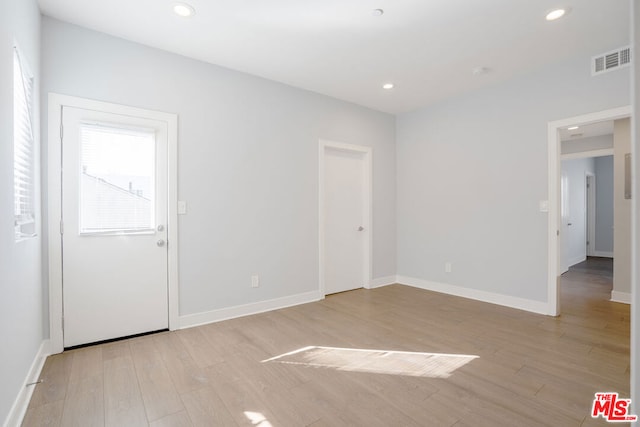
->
592, 46, 631, 76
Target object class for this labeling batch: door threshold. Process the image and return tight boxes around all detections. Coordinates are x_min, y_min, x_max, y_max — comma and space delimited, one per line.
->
64, 328, 169, 351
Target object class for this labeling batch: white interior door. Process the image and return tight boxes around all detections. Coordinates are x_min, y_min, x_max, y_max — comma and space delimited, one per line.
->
324, 147, 368, 295
62, 106, 169, 347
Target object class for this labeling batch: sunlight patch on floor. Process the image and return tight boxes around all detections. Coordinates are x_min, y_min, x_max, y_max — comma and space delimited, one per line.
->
262, 346, 478, 378
244, 411, 273, 427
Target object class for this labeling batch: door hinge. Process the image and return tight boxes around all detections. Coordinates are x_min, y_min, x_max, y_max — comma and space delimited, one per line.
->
557, 230, 560, 236
60, 220, 64, 235
62, 316, 64, 330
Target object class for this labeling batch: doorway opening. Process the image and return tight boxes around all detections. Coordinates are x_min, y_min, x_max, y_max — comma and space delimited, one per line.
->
548, 106, 631, 315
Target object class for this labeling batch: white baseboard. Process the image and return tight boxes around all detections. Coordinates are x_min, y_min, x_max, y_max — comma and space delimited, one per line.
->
178, 290, 322, 329
3, 340, 51, 427
592, 251, 614, 258
611, 291, 631, 304
368, 275, 397, 289
396, 276, 551, 315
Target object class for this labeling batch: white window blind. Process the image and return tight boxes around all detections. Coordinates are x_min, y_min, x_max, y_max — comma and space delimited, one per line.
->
13, 46, 36, 240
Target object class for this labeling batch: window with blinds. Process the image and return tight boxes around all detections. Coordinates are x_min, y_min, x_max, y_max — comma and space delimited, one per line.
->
13, 46, 36, 241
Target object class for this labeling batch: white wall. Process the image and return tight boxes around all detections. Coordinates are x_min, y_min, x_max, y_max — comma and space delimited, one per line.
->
562, 134, 613, 155
0, 0, 43, 424
631, 0, 639, 410
40, 18, 396, 319
561, 158, 595, 269
594, 156, 614, 255
396, 52, 630, 304
613, 118, 631, 297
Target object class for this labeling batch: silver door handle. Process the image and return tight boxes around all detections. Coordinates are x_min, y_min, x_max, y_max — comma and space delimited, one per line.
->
357, 226, 364, 231
157, 240, 166, 247
157, 225, 165, 232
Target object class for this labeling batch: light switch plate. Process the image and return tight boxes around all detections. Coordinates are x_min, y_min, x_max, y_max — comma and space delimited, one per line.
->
539, 200, 549, 213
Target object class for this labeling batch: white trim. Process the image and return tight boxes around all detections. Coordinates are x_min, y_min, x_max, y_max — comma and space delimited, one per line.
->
396, 276, 550, 315
47, 93, 179, 354
586, 173, 596, 257
318, 140, 373, 295
368, 275, 397, 289
548, 106, 632, 317
592, 251, 614, 258
561, 148, 614, 160
611, 291, 632, 304
3, 340, 51, 427
178, 290, 322, 329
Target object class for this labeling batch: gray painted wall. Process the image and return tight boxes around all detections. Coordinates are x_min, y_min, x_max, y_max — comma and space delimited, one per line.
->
562, 134, 614, 155
0, 0, 43, 423
594, 156, 614, 254
561, 158, 595, 269
614, 118, 631, 296
396, 52, 630, 303
41, 18, 397, 318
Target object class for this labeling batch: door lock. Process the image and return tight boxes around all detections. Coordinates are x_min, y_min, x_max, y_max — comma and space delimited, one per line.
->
157, 240, 166, 247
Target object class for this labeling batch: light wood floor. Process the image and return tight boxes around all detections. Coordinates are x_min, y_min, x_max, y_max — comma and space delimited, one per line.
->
23, 259, 630, 426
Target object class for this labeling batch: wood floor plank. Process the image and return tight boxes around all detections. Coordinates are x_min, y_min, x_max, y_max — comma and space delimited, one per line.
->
149, 410, 192, 427
180, 386, 238, 427
103, 353, 147, 427
59, 346, 104, 427
153, 332, 210, 394
21, 400, 64, 427
130, 337, 184, 422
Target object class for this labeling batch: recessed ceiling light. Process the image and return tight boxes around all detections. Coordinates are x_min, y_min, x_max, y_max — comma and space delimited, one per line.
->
546, 8, 569, 21
382, 83, 394, 90
173, 2, 195, 17
567, 126, 579, 130
372, 9, 384, 16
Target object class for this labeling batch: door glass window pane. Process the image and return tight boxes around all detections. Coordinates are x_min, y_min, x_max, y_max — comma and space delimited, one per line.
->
79, 124, 156, 234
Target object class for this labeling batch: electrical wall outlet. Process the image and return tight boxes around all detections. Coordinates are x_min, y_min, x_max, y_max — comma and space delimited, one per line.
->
251, 275, 260, 288
445, 262, 452, 273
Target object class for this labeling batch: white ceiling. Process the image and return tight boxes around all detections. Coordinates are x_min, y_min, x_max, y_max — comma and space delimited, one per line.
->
37, 0, 630, 114
559, 120, 614, 141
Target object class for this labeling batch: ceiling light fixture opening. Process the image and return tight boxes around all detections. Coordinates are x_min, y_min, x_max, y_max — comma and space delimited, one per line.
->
173, 2, 195, 17
372, 9, 384, 17
382, 83, 394, 90
546, 8, 569, 21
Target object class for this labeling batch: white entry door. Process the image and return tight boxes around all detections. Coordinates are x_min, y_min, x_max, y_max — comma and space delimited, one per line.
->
61, 106, 169, 347
322, 144, 371, 295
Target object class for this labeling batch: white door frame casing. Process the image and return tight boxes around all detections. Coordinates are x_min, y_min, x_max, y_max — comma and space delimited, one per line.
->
586, 173, 596, 258
547, 105, 631, 316
318, 140, 373, 296
47, 93, 179, 354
